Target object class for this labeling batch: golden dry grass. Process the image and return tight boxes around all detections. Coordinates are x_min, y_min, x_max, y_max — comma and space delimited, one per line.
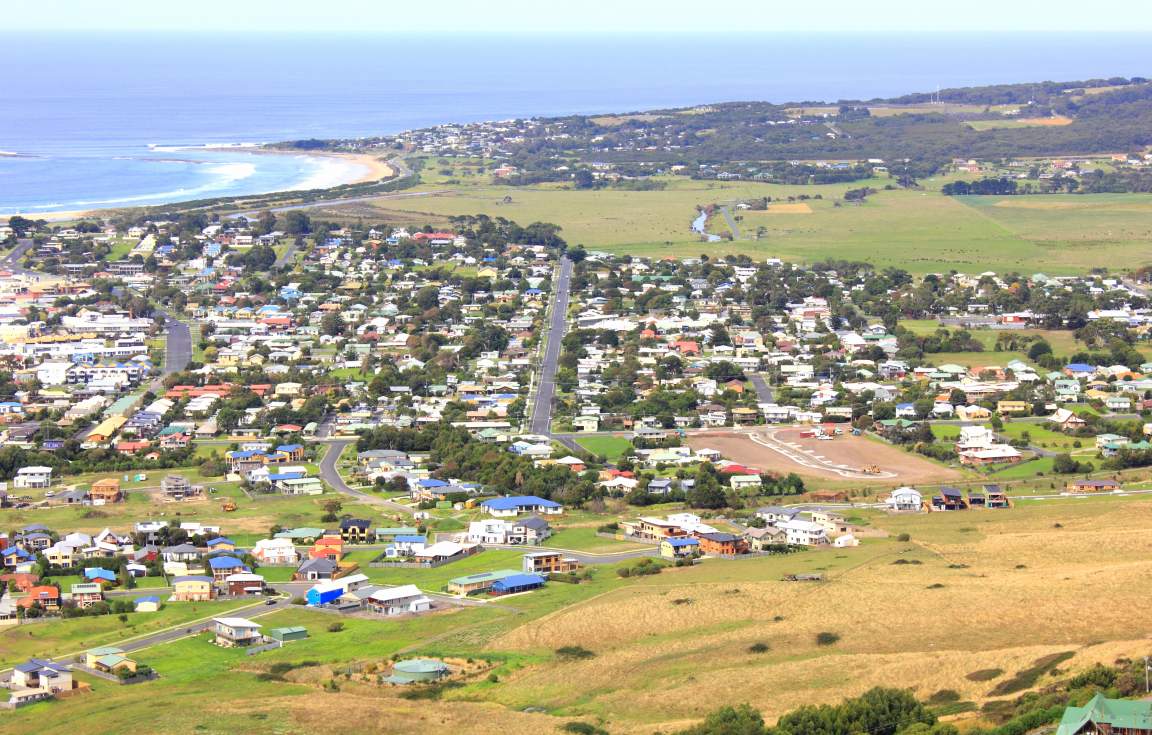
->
750, 202, 813, 214
479, 497, 1152, 730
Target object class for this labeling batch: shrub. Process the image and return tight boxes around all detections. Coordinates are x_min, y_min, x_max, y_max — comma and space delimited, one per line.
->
927, 689, 961, 704
748, 642, 771, 654
966, 668, 1003, 682
327, 622, 345, 633
815, 631, 841, 646
556, 645, 596, 661
562, 723, 609, 735
896, 533, 911, 542
290, 596, 306, 605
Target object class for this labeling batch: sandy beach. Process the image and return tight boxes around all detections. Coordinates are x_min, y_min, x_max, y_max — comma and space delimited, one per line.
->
0, 148, 396, 222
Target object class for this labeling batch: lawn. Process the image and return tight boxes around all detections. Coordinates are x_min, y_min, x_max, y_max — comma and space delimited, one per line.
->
545, 526, 650, 554
925, 351, 1033, 369
0, 597, 256, 668
574, 435, 634, 462
363, 548, 531, 591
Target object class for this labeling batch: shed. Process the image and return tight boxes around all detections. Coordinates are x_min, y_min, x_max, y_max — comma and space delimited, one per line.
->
267, 626, 309, 642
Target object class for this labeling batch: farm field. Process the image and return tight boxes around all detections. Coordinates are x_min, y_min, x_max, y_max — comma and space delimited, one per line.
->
333, 173, 1152, 274
687, 428, 966, 485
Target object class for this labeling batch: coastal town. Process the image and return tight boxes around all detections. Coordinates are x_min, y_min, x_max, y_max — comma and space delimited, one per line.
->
6, 59, 1152, 733
3, 193, 1152, 732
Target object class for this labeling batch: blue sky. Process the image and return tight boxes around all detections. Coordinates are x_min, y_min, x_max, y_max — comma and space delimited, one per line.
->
9, 0, 1152, 32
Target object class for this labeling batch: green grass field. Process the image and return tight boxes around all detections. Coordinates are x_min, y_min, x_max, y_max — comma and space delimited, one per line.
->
0, 598, 256, 668
334, 172, 1152, 274
574, 435, 634, 461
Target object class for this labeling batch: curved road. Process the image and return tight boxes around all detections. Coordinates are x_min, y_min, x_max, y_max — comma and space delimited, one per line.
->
318, 439, 416, 516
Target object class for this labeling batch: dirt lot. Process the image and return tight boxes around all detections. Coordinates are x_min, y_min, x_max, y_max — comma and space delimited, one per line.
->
688, 428, 964, 484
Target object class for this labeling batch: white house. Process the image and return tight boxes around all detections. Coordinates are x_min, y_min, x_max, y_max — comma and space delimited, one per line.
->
14, 466, 53, 489
251, 537, 299, 565
886, 486, 923, 512
778, 519, 829, 546
366, 584, 433, 616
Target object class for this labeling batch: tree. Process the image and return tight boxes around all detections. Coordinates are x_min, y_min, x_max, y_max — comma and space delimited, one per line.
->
284, 211, 312, 235
573, 169, 595, 189
678, 704, 765, 735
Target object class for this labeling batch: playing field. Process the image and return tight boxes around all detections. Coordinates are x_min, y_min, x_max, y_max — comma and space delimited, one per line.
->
330, 174, 1152, 274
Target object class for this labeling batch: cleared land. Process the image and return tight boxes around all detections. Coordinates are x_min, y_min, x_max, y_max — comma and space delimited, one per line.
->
687, 428, 964, 484
964, 116, 1075, 130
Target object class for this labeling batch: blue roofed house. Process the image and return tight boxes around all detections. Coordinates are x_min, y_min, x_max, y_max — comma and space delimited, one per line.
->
479, 496, 563, 517
134, 596, 161, 612
84, 567, 117, 584
660, 536, 700, 559
208, 556, 249, 581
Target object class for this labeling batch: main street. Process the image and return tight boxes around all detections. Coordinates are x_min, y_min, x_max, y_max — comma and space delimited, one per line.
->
529, 256, 574, 435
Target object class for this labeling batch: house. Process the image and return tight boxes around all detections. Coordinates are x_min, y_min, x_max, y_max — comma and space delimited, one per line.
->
252, 537, 299, 565
932, 487, 967, 511
522, 550, 581, 575
294, 557, 338, 581
89, 478, 122, 504
620, 516, 689, 541
466, 517, 552, 545
660, 536, 700, 559
886, 486, 923, 512
13, 466, 53, 489
365, 584, 434, 615
778, 519, 829, 546
996, 400, 1029, 415
446, 569, 521, 595
743, 525, 788, 551
161, 474, 198, 500
85, 647, 137, 675
1055, 693, 1152, 735
695, 532, 747, 556
729, 475, 763, 492
756, 506, 802, 524
1048, 407, 1087, 432
171, 575, 215, 602
9, 659, 73, 700
213, 617, 263, 647
1066, 478, 1121, 494
18, 586, 61, 610
490, 573, 546, 595
70, 582, 104, 608
225, 573, 266, 596
340, 518, 372, 543
208, 556, 249, 581
479, 495, 563, 517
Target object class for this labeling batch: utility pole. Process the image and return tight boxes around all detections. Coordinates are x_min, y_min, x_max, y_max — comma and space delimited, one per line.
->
1144, 656, 1150, 694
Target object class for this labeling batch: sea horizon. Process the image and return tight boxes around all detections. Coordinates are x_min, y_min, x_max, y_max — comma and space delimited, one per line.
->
3, 30, 1150, 214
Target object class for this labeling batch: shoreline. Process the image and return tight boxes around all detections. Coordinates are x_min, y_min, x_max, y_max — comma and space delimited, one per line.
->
0, 148, 395, 222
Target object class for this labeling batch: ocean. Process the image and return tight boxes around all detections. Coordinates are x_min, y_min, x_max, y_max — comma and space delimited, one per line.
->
2, 31, 1150, 214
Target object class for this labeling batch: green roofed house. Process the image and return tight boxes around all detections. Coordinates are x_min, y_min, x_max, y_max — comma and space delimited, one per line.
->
446, 569, 521, 596
267, 626, 309, 643
1056, 693, 1152, 735
385, 658, 449, 684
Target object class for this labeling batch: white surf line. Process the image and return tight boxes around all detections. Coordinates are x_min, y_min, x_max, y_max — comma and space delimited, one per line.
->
747, 431, 898, 479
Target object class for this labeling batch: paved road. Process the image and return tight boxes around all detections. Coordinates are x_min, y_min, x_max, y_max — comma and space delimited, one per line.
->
748, 373, 774, 403
529, 256, 573, 435
719, 205, 742, 239
2, 238, 46, 278
273, 238, 301, 269
482, 543, 657, 564
318, 439, 416, 516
